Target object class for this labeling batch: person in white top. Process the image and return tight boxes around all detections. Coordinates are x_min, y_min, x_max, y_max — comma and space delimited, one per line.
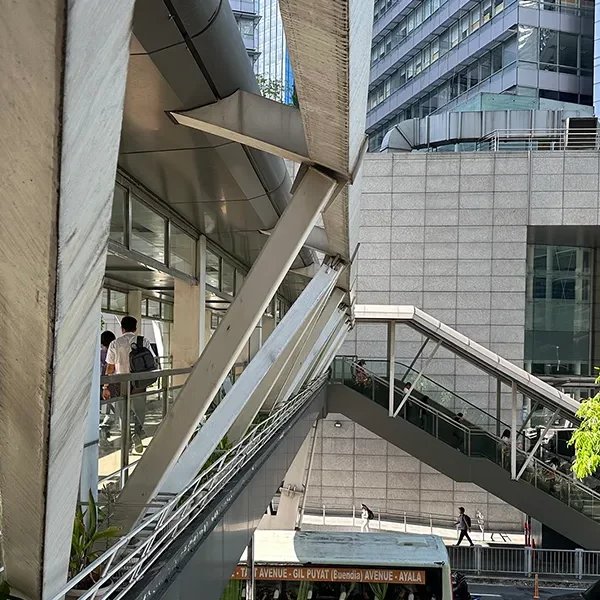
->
103, 316, 154, 452
360, 503, 371, 532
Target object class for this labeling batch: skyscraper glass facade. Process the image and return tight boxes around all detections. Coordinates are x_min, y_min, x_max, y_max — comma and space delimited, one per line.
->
367, 0, 594, 150
525, 245, 593, 378
256, 0, 295, 102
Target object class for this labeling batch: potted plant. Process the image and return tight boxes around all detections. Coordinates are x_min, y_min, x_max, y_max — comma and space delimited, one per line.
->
68, 490, 121, 597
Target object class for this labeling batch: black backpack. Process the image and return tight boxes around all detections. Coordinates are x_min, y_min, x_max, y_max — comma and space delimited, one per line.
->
464, 514, 472, 529
367, 508, 375, 520
129, 336, 157, 388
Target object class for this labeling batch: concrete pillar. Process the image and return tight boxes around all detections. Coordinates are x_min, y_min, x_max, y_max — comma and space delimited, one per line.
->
128, 289, 143, 325
262, 431, 314, 530
248, 318, 263, 361
0, 0, 135, 597
172, 279, 203, 378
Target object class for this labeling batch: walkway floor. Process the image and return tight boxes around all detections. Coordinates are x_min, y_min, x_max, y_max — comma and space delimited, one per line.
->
300, 514, 525, 546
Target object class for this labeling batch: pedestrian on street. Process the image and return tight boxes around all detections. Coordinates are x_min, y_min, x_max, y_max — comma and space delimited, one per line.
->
361, 503, 374, 532
455, 507, 474, 546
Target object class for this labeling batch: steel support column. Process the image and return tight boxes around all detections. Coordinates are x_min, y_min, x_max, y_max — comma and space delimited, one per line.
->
496, 379, 502, 437
516, 409, 559, 480
511, 382, 518, 480
226, 266, 340, 441
159, 263, 340, 496
388, 321, 396, 417
275, 292, 345, 404
394, 340, 441, 418
113, 167, 339, 530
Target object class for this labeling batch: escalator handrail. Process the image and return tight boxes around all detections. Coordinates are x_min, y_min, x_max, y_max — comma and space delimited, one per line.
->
336, 359, 600, 507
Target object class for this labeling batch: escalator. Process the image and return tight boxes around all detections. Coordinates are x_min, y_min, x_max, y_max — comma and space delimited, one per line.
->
329, 358, 600, 550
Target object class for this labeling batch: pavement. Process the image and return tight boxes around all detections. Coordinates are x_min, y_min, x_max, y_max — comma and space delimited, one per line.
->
301, 514, 525, 546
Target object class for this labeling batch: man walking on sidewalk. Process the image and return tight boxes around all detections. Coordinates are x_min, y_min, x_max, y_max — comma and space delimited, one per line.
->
455, 507, 474, 546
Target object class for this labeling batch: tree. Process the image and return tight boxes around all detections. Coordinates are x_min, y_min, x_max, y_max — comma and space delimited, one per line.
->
569, 371, 600, 479
256, 75, 285, 101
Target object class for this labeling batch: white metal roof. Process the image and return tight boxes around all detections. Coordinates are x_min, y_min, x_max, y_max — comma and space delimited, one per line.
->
355, 304, 581, 420
240, 530, 449, 567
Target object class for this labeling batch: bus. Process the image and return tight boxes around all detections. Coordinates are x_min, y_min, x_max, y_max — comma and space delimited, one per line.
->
222, 530, 453, 600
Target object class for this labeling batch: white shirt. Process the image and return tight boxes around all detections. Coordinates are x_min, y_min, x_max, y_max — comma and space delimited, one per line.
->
106, 333, 152, 374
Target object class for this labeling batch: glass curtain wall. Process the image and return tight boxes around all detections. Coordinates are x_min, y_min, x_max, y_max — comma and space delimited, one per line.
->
525, 245, 593, 378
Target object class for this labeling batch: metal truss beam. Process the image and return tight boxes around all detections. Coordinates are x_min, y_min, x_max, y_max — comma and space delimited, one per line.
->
158, 263, 341, 495
113, 167, 339, 532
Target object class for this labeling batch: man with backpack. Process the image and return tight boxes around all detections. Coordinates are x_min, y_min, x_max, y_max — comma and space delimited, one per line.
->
103, 315, 157, 453
455, 507, 474, 546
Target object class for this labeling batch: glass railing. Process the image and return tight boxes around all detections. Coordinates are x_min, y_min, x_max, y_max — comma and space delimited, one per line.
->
331, 358, 600, 525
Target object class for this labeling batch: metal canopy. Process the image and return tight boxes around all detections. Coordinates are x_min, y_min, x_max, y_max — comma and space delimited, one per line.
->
119, 0, 314, 290
355, 304, 581, 421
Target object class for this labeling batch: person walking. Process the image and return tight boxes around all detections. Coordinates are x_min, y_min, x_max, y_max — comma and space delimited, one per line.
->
455, 507, 474, 546
361, 503, 373, 532
104, 316, 155, 453
100, 330, 117, 433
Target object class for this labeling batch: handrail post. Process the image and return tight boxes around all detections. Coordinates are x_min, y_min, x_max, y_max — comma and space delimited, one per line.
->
162, 374, 169, 417
121, 385, 132, 487
525, 546, 533, 577
353, 505, 356, 527
576, 548, 584, 580
378, 510, 382, 530
429, 514, 433, 534
404, 511, 407, 532
322, 504, 326, 525
475, 545, 482, 575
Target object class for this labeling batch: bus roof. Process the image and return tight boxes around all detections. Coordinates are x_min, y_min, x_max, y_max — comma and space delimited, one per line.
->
241, 531, 450, 568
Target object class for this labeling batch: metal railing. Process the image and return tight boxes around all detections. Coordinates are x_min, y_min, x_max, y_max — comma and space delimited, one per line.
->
448, 546, 600, 580
98, 361, 248, 490
331, 358, 600, 525
53, 376, 327, 600
476, 128, 600, 152
300, 503, 522, 537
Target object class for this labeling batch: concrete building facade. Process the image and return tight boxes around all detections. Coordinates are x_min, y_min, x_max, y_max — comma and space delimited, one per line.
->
306, 150, 600, 528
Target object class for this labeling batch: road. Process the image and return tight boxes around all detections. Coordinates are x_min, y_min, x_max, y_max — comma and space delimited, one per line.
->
471, 583, 585, 600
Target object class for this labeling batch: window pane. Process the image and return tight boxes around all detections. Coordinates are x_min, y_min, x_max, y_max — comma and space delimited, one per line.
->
483, 0, 493, 21
111, 184, 127, 244
471, 6, 481, 32
206, 250, 220, 288
236, 270, 245, 295
580, 35, 593, 71
102, 288, 109, 310
533, 277, 546, 298
461, 15, 470, 40
518, 25, 538, 62
147, 299, 161, 319
494, 0, 505, 13
222, 261, 235, 296
492, 45, 503, 72
109, 290, 127, 313
559, 32, 577, 72
170, 224, 196, 276
131, 197, 166, 262
161, 303, 173, 321
481, 53, 492, 79
539, 28, 558, 69
468, 63, 480, 88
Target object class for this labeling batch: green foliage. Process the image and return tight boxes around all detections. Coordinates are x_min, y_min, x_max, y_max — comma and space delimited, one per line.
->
202, 435, 233, 472
219, 579, 244, 600
0, 581, 21, 600
70, 490, 121, 588
256, 75, 285, 101
291, 83, 299, 109
569, 373, 600, 479
369, 582, 389, 600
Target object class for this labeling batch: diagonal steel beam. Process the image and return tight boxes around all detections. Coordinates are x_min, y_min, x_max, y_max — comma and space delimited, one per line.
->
112, 167, 340, 532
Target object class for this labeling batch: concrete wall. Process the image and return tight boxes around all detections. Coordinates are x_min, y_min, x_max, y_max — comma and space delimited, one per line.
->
306, 151, 600, 529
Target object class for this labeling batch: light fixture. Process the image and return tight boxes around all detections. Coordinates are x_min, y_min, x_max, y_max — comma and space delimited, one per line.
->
334, 421, 342, 428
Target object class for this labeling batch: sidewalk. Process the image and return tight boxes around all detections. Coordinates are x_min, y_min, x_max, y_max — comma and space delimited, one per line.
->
300, 513, 525, 546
